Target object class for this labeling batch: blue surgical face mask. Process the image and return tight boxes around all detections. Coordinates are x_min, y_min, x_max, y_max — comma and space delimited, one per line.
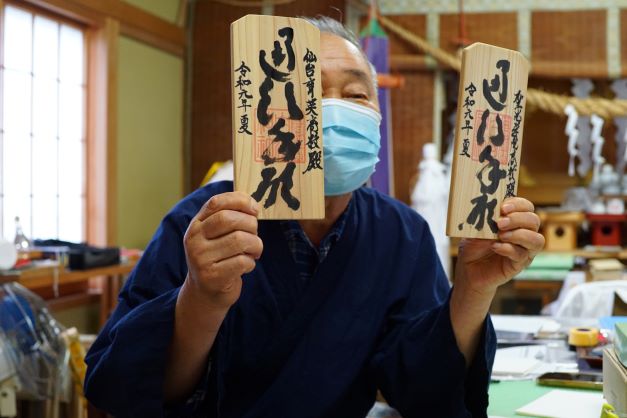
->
322, 98, 382, 196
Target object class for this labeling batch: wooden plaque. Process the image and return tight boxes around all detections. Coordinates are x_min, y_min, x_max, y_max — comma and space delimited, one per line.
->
447, 43, 530, 239
231, 15, 324, 220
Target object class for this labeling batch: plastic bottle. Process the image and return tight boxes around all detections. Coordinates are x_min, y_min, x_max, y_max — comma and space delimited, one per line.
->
13, 216, 31, 251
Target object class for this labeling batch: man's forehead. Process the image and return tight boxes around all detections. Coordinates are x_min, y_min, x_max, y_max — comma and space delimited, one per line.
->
320, 33, 369, 69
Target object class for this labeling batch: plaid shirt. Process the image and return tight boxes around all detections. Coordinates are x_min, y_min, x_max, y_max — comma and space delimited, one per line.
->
279, 204, 349, 282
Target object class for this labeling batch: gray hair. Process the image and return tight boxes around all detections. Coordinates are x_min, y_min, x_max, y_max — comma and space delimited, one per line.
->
301, 16, 378, 90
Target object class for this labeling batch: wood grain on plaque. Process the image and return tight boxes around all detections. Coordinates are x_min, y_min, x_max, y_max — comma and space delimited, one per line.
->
231, 15, 324, 219
447, 43, 530, 239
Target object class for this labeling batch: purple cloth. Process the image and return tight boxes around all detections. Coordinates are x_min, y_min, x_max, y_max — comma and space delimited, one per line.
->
361, 35, 394, 196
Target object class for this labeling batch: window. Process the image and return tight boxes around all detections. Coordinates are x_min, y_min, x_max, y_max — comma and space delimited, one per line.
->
1, 3, 86, 243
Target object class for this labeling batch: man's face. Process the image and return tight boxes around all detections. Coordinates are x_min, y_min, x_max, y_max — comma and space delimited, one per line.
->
320, 33, 380, 113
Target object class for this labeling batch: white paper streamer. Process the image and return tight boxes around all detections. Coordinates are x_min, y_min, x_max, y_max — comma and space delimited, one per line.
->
571, 79, 594, 177
590, 114, 606, 185
564, 104, 579, 177
610, 79, 627, 174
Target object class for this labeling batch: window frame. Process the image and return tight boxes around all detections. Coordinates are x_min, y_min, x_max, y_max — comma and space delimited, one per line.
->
1, 0, 116, 249
0, 0, 117, 308
0, 0, 184, 313
1, 0, 89, 243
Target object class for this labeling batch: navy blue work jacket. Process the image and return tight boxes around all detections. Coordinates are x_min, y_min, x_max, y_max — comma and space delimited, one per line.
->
85, 181, 495, 418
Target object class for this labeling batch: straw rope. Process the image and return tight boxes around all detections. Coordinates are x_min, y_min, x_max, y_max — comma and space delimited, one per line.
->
349, 0, 627, 119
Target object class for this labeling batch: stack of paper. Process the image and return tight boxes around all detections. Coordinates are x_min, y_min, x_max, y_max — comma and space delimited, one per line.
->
515, 254, 575, 280
492, 315, 561, 335
492, 357, 543, 377
516, 390, 604, 418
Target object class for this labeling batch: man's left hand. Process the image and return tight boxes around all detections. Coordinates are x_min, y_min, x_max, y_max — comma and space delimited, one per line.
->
456, 197, 545, 295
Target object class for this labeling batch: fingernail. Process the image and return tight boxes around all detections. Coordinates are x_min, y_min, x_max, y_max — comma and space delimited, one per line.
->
492, 242, 503, 250
502, 203, 514, 214
250, 197, 260, 214
497, 217, 510, 228
500, 231, 512, 239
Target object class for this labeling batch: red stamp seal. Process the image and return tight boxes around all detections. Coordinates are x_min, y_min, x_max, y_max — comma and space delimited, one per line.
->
471, 109, 512, 165
253, 108, 306, 164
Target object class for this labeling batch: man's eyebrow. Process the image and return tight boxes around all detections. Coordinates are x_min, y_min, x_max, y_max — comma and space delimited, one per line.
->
343, 68, 375, 93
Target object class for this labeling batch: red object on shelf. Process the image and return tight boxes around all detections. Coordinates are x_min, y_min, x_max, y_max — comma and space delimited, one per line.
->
586, 213, 627, 246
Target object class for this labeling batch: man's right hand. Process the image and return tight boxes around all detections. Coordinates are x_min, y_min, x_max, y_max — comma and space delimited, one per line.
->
166, 191, 262, 402
183, 191, 263, 311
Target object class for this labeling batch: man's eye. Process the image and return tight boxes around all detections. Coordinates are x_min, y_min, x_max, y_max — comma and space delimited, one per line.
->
350, 93, 368, 100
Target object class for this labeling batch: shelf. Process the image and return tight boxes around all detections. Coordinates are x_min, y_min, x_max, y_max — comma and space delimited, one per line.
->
1, 262, 137, 289
449, 246, 627, 259
2, 261, 138, 326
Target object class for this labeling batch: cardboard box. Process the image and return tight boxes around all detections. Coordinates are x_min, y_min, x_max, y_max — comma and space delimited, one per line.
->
603, 346, 627, 417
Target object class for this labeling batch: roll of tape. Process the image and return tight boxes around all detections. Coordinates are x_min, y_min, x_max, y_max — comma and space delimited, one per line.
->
569, 327, 599, 347
0, 239, 17, 270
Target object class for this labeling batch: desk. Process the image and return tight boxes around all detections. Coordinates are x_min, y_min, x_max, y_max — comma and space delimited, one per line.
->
489, 314, 607, 417
488, 380, 599, 417
1, 262, 137, 326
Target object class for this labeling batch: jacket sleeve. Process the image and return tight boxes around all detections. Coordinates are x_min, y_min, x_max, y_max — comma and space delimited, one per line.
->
84, 209, 207, 417
370, 226, 496, 418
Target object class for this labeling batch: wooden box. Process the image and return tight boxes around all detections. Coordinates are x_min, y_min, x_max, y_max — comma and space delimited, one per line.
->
586, 258, 624, 282
587, 213, 627, 247
537, 211, 584, 251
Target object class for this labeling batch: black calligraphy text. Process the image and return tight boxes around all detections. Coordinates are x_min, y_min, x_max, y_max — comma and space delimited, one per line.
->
302, 48, 321, 174
234, 61, 253, 135
253, 27, 304, 210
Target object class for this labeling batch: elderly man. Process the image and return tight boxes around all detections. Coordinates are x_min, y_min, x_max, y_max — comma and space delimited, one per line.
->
85, 16, 544, 418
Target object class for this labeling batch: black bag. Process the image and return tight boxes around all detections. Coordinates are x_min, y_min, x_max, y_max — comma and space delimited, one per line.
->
33, 239, 120, 270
